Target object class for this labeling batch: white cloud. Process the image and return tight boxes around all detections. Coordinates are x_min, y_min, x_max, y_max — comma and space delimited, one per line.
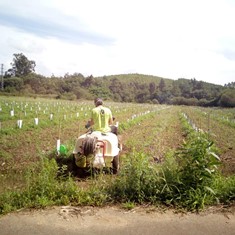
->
0, 0, 235, 85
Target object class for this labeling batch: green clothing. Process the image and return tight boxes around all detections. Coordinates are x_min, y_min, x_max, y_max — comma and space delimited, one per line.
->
91, 105, 112, 132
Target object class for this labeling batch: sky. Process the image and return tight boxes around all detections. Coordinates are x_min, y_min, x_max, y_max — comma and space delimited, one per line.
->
0, 0, 235, 86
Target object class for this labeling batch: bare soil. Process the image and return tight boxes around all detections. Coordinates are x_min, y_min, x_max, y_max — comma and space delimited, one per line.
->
1, 205, 235, 235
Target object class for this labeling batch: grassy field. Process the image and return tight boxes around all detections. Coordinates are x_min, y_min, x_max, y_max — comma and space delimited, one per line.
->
0, 96, 235, 214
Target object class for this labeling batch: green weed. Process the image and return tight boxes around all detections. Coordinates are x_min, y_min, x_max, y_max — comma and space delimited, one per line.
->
212, 174, 235, 204
122, 201, 135, 210
0, 157, 79, 214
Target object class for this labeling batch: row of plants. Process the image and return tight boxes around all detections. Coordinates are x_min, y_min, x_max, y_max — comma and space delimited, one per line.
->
183, 106, 235, 129
181, 106, 235, 175
197, 107, 235, 128
0, 96, 161, 133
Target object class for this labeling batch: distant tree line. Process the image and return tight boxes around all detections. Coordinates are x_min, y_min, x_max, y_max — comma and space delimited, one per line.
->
1, 53, 235, 107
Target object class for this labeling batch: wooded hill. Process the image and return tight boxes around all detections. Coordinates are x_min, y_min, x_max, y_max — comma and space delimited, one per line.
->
1, 72, 235, 107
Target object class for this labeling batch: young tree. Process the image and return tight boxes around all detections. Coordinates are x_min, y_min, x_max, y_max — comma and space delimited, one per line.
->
10, 53, 36, 77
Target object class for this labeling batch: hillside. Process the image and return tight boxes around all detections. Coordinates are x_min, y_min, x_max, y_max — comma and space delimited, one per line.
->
1, 72, 234, 107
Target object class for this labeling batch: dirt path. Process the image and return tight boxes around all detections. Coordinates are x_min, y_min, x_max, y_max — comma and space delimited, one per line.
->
1, 205, 235, 235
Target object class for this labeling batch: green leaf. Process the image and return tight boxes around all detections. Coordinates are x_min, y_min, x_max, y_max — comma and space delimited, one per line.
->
204, 168, 212, 174
204, 186, 215, 195
209, 152, 220, 161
